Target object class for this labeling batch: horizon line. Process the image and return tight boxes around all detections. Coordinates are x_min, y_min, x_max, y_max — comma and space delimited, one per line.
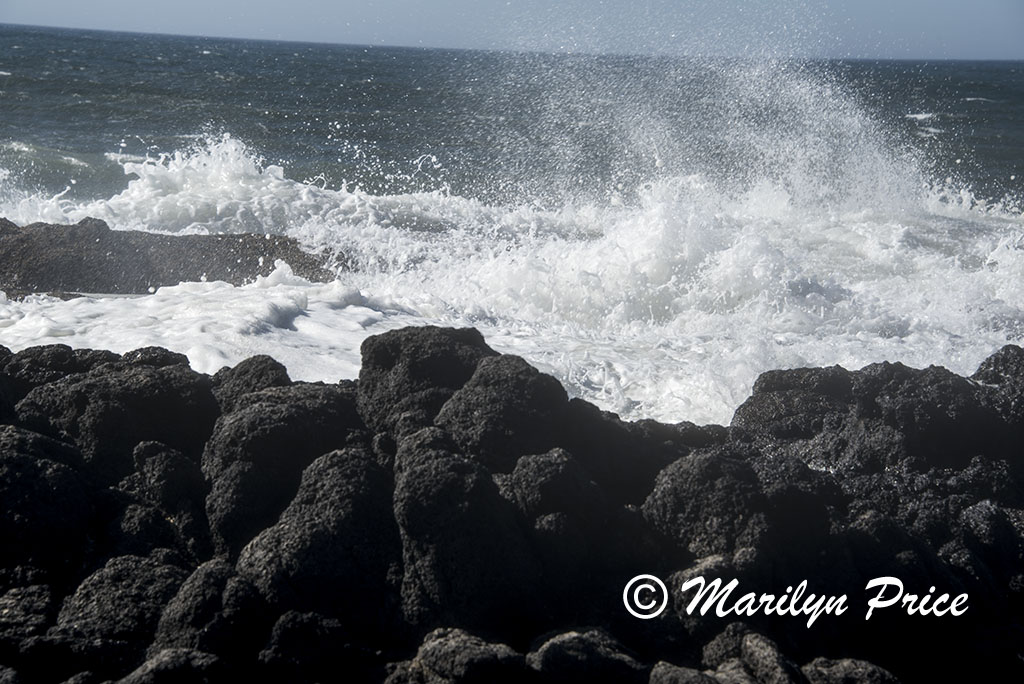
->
3, 21, 1023, 63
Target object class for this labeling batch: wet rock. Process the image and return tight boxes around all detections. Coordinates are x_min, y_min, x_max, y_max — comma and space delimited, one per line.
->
732, 366, 854, 440
357, 326, 497, 438
16, 363, 218, 485
202, 383, 365, 555
0, 217, 334, 296
852, 362, 1003, 469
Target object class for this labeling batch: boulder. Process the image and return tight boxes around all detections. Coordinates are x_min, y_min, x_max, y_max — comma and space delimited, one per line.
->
201, 383, 365, 555
357, 326, 497, 438
16, 363, 218, 485
236, 447, 402, 637
392, 428, 541, 639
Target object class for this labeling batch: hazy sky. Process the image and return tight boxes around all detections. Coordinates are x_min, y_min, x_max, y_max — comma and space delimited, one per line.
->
2, 0, 1022, 59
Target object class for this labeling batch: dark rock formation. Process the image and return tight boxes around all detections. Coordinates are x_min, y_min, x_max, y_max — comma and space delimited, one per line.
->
1, 327, 1022, 682
0, 217, 334, 297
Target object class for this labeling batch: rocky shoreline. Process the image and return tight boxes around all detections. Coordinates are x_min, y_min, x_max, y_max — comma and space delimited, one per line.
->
1, 326, 1022, 682
0, 218, 334, 298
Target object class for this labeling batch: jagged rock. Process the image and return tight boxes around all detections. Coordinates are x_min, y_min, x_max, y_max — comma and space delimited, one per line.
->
115, 648, 226, 683
1, 344, 118, 402
259, 611, 384, 682
0, 349, 14, 424
121, 348, 190, 368
211, 355, 291, 413
149, 559, 271, 665
118, 442, 211, 559
526, 629, 648, 684
236, 447, 401, 637
0, 585, 56, 645
435, 355, 568, 472
643, 447, 768, 557
648, 661, 718, 684
800, 657, 900, 684
392, 428, 541, 638
0, 433, 91, 581
740, 633, 807, 684
16, 363, 218, 485
557, 398, 685, 505
0, 331, 1021, 682
510, 448, 607, 522
357, 326, 497, 438
732, 366, 854, 440
202, 383, 365, 555
385, 628, 528, 684
49, 556, 188, 676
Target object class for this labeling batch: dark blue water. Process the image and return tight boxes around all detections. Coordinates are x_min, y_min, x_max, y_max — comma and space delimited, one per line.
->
1, 23, 1021, 211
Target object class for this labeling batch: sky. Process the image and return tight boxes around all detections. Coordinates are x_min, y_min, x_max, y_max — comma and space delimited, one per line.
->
1, 0, 1023, 59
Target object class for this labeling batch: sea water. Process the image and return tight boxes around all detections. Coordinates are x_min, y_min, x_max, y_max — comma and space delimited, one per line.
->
1, 25, 1022, 424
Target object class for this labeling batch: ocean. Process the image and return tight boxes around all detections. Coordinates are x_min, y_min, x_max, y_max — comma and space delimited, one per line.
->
1, 23, 1022, 424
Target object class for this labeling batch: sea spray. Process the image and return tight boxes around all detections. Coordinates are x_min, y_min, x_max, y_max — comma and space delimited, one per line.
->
1, 27, 1022, 423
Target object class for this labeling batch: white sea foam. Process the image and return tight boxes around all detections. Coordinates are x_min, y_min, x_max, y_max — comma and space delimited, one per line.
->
3, 132, 1023, 424
2, 60, 1023, 425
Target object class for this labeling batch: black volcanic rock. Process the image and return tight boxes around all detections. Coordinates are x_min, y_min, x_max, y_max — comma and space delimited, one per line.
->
149, 559, 272, 667
525, 629, 648, 684
392, 428, 542, 638
48, 556, 188, 675
258, 610, 386, 682
16, 363, 218, 486
1, 344, 119, 403
235, 447, 402, 638
556, 398, 685, 505
801, 657, 900, 684
358, 326, 498, 438
642, 447, 768, 558
121, 347, 190, 368
0, 430, 91, 582
435, 354, 569, 472
0, 216, 334, 297
201, 382, 365, 556
116, 648, 227, 684
386, 628, 529, 684
211, 354, 291, 413
1, 332, 1023, 682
